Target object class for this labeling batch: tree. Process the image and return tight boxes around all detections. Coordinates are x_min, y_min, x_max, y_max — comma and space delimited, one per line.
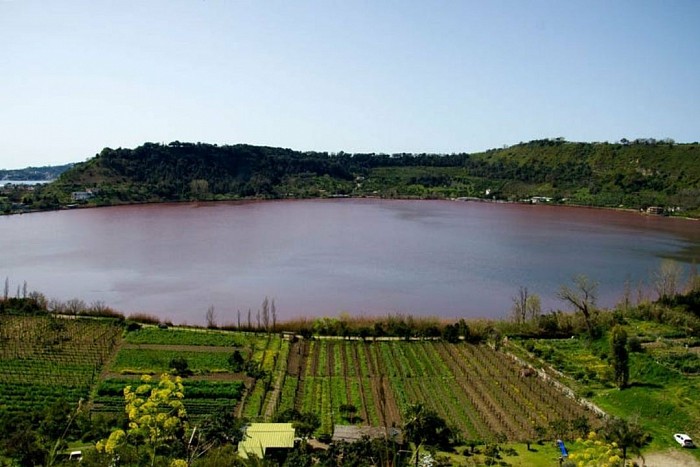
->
227, 350, 245, 372
274, 408, 320, 438
0, 421, 47, 466
511, 286, 530, 324
610, 325, 629, 388
654, 259, 682, 300
603, 417, 651, 466
558, 275, 598, 335
169, 356, 192, 377
189, 179, 210, 200
97, 374, 188, 467
339, 403, 358, 423
205, 305, 217, 328
512, 287, 542, 324
261, 297, 270, 331
404, 403, 455, 465
271, 299, 277, 331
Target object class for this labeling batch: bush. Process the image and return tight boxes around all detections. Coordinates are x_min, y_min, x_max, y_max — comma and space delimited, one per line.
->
628, 336, 644, 352
169, 357, 192, 377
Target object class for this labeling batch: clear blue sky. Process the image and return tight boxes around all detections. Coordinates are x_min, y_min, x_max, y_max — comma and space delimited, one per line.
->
1, 0, 699, 169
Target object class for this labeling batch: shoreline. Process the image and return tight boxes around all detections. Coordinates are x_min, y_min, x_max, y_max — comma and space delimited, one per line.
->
4, 194, 699, 222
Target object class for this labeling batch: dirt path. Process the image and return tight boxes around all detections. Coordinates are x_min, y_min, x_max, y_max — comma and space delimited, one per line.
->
636, 450, 700, 467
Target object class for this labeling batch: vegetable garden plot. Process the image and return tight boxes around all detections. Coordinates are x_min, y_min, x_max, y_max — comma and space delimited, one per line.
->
283, 339, 601, 441
0, 315, 121, 414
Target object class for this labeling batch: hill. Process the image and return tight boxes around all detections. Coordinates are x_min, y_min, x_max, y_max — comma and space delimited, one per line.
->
19, 138, 700, 217
0, 163, 73, 181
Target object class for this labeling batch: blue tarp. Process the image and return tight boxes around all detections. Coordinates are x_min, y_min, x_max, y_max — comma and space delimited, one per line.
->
557, 439, 568, 458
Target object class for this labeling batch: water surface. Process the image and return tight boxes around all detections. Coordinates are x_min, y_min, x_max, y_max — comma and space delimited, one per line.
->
1, 199, 698, 325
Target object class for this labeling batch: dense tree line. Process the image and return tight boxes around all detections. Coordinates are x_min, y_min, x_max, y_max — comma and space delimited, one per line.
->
3, 138, 700, 215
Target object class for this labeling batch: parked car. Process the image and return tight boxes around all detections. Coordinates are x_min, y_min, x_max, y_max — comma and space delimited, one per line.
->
674, 433, 694, 448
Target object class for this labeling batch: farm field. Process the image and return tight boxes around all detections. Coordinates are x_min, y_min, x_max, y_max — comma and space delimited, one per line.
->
3, 313, 700, 465
268, 338, 601, 440
92, 327, 289, 422
0, 315, 121, 414
0, 316, 603, 442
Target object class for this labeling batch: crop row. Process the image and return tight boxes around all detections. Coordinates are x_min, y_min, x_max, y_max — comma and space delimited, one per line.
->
284, 339, 600, 441
124, 327, 246, 346
0, 316, 121, 414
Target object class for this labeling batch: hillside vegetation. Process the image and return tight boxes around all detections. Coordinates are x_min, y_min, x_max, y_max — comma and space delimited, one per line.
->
15, 138, 700, 217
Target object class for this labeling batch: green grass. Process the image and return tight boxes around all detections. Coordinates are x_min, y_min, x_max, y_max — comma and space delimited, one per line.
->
124, 326, 244, 346
112, 348, 233, 374
519, 330, 700, 458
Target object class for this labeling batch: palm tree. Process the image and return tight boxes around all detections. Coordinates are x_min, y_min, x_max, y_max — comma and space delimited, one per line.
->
604, 417, 651, 466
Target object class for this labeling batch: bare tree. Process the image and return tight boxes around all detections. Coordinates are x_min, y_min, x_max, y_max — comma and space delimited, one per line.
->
271, 299, 277, 331
205, 305, 217, 328
558, 275, 598, 335
22, 281, 27, 299
3, 277, 8, 301
247, 309, 252, 330
261, 297, 270, 331
526, 294, 541, 320
256, 309, 261, 330
511, 286, 529, 324
512, 287, 541, 323
654, 259, 682, 299
237, 309, 241, 329
65, 298, 87, 315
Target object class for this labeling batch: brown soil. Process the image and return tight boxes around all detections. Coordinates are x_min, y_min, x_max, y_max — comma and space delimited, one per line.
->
349, 344, 370, 424
309, 340, 320, 377
287, 339, 304, 377
379, 375, 402, 428
636, 450, 700, 467
291, 339, 309, 411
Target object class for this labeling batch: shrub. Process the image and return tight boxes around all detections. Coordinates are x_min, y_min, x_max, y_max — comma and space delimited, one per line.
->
169, 357, 192, 377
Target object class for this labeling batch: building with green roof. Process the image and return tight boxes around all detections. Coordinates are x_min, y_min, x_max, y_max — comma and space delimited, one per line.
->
237, 423, 296, 460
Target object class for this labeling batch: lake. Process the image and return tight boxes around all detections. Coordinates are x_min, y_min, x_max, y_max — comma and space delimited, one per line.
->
1, 199, 698, 325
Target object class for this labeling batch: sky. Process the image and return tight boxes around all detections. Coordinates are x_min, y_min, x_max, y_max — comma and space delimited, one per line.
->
1, 1, 699, 169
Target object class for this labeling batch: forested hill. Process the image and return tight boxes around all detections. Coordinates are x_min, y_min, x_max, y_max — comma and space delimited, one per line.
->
28, 139, 700, 216
0, 163, 73, 181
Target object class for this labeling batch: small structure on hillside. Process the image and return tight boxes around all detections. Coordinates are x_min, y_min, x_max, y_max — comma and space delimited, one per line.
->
332, 425, 403, 444
71, 190, 95, 202
238, 423, 296, 461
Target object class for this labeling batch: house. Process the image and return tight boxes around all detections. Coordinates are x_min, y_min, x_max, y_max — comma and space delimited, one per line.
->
645, 206, 665, 215
238, 423, 296, 460
71, 191, 94, 202
332, 425, 403, 444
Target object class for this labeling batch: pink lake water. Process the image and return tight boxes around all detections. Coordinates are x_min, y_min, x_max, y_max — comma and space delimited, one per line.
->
1, 199, 698, 325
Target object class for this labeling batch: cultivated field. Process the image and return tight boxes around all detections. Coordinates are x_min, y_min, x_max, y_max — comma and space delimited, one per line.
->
91, 327, 289, 422
269, 339, 600, 440
0, 315, 121, 414
0, 318, 600, 442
